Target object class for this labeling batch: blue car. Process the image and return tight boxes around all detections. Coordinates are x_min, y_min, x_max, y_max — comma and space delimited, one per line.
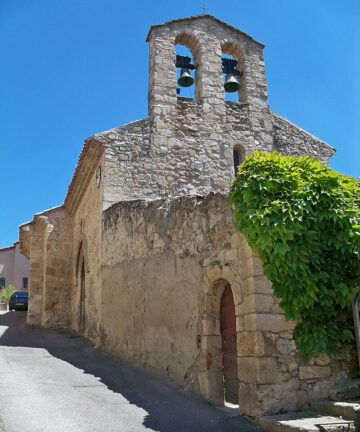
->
9, 291, 29, 311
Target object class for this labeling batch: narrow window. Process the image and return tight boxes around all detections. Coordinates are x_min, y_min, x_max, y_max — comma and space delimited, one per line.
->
22, 277, 28, 289
0, 278, 5, 288
233, 145, 245, 176
233, 148, 240, 175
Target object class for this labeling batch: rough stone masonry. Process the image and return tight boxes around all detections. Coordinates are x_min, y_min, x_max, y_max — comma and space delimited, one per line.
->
19, 14, 353, 418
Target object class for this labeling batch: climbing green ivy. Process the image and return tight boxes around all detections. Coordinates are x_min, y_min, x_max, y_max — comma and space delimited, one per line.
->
229, 151, 360, 358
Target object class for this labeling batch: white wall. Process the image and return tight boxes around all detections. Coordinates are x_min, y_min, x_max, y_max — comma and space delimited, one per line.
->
0, 242, 29, 290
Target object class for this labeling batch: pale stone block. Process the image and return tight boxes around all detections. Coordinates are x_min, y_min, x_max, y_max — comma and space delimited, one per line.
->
238, 382, 260, 417
205, 266, 222, 284
314, 353, 331, 366
200, 294, 220, 315
230, 233, 242, 250
244, 276, 273, 296
221, 266, 236, 285
198, 370, 224, 405
241, 241, 255, 259
279, 331, 293, 340
244, 256, 264, 277
237, 331, 275, 357
311, 379, 333, 400
237, 294, 274, 315
258, 382, 298, 414
299, 366, 332, 380
288, 361, 298, 372
238, 356, 281, 384
201, 319, 220, 336
276, 338, 296, 355
236, 316, 244, 332
270, 302, 285, 314
224, 248, 238, 261
200, 335, 222, 352
244, 313, 296, 333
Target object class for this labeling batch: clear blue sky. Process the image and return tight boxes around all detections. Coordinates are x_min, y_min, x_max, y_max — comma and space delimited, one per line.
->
0, 0, 359, 247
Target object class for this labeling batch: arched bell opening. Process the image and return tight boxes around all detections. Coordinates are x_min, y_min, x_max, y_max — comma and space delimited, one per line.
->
221, 42, 246, 103
175, 33, 200, 100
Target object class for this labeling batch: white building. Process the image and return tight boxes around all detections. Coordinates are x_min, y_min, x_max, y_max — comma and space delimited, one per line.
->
0, 241, 29, 291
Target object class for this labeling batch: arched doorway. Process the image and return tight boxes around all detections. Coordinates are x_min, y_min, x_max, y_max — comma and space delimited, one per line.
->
76, 239, 87, 334
220, 283, 238, 404
79, 260, 86, 333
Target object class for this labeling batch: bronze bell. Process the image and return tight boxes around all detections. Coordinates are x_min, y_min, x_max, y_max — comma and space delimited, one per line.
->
224, 74, 240, 93
177, 68, 195, 87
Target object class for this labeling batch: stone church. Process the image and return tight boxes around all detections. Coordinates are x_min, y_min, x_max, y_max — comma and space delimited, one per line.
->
19, 15, 352, 417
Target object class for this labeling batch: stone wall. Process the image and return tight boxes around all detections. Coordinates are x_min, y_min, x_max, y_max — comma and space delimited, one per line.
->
101, 193, 353, 417
272, 112, 335, 161
70, 153, 105, 343
25, 206, 72, 328
99, 119, 151, 209
95, 99, 334, 212
26, 215, 48, 325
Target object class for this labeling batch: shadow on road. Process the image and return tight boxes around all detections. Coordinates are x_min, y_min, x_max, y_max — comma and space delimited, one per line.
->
0, 312, 262, 432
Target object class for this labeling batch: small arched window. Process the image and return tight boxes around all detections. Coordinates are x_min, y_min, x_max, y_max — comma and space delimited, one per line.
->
233, 145, 245, 176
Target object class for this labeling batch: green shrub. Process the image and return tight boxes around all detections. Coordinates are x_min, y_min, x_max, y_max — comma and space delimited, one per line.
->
229, 151, 360, 358
0, 285, 16, 304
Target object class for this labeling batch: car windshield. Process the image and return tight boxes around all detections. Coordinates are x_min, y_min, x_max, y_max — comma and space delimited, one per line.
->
11, 293, 28, 301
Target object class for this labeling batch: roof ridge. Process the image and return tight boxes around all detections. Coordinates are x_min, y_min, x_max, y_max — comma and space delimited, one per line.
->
94, 117, 148, 139
146, 14, 265, 47
271, 110, 335, 151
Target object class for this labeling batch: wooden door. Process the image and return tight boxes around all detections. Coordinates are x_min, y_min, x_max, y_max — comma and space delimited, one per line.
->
220, 283, 238, 404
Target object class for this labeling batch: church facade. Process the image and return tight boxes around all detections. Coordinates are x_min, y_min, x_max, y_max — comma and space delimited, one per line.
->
19, 15, 352, 417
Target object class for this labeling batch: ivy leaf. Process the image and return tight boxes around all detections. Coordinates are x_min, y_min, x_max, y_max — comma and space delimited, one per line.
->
229, 151, 360, 358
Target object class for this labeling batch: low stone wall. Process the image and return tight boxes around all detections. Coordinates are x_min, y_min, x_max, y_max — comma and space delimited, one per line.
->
101, 193, 354, 417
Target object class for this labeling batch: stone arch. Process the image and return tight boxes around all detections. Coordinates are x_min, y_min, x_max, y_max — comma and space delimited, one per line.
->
75, 236, 88, 333
221, 41, 247, 102
220, 283, 239, 404
199, 273, 244, 406
174, 32, 202, 100
75, 235, 89, 282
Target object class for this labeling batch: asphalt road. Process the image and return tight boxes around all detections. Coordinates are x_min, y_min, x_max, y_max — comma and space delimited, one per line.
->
0, 311, 263, 432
